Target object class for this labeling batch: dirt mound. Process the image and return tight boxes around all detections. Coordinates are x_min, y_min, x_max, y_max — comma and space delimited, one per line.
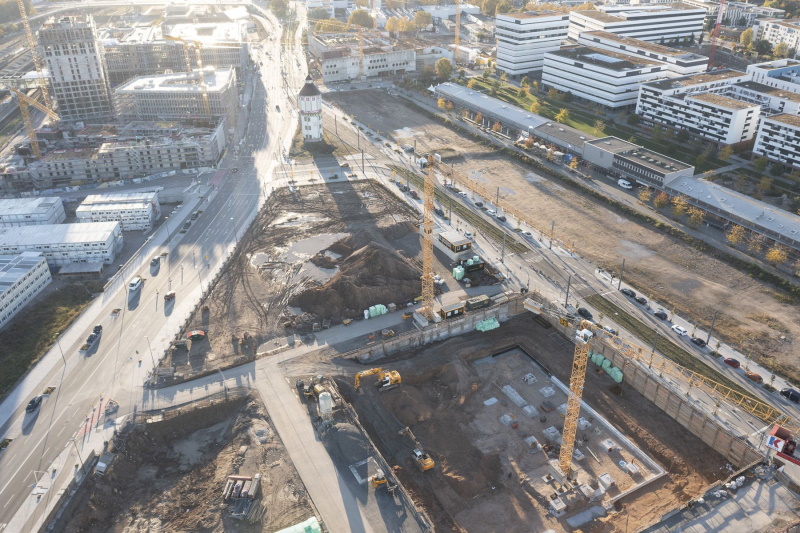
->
389, 387, 434, 427
325, 422, 369, 464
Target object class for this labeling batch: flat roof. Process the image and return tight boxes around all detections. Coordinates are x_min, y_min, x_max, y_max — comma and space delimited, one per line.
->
164, 22, 244, 43
497, 11, 564, 20
0, 197, 61, 217
40, 148, 96, 162
765, 113, 800, 128
79, 192, 158, 210
579, 31, 708, 60
571, 10, 620, 23
644, 69, 747, 91
667, 178, 800, 245
547, 46, 662, 71
439, 230, 471, 246
688, 92, 759, 110
618, 146, 693, 173
586, 136, 638, 154
115, 68, 234, 93
733, 81, 800, 103
533, 121, 595, 151
0, 252, 46, 293
434, 82, 550, 132
0, 222, 120, 247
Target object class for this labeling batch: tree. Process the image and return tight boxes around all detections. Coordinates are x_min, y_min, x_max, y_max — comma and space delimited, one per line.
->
627, 114, 641, 126
348, 9, 374, 28
495, 0, 513, 15
719, 145, 733, 161
446, 101, 454, 111
270, 0, 290, 18
520, 76, 530, 88
652, 124, 663, 142
676, 129, 690, 143
695, 153, 707, 168
385, 16, 400, 33
532, 81, 540, 93
474, 112, 483, 125
490, 80, 500, 96
740, 28, 754, 49
492, 121, 502, 132
524, 136, 535, 149
638, 187, 653, 203
555, 108, 570, 123
467, 78, 478, 89
435, 58, 454, 80
775, 42, 791, 58
529, 100, 541, 114
547, 88, 559, 100
727, 224, 746, 245
481, 68, 491, 78
310, 7, 332, 19
755, 40, 773, 56
671, 195, 689, 217
754, 156, 770, 172
747, 232, 764, 254
500, 71, 509, 82
458, 69, 466, 79
654, 191, 670, 209
437, 97, 448, 110
413, 10, 433, 30
594, 119, 605, 134
766, 245, 789, 264
518, 87, 528, 98
569, 159, 579, 171
481, 0, 500, 15
758, 176, 774, 195
688, 206, 705, 227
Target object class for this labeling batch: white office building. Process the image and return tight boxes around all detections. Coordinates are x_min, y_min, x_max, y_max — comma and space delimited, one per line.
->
754, 114, 800, 169
636, 70, 758, 144
577, 31, 708, 76
568, 4, 706, 43
0, 252, 52, 329
747, 59, 800, 95
0, 197, 66, 227
0, 221, 123, 267
495, 12, 570, 76
76, 191, 161, 231
753, 19, 800, 55
40, 15, 114, 122
309, 32, 416, 82
543, 46, 667, 108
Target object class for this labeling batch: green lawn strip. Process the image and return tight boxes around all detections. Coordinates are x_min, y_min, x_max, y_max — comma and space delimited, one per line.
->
389, 165, 527, 254
586, 293, 753, 399
0, 282, 99, 399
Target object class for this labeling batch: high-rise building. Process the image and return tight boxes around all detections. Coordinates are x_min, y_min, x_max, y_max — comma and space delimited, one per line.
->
39, 15, 113, 122
298, 76, 323, 143
568, 4, 705, 43
495, 12, 570, 76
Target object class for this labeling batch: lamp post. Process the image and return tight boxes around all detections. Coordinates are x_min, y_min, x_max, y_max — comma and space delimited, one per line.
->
54, 332, 66, 365
144, 336, 157, 370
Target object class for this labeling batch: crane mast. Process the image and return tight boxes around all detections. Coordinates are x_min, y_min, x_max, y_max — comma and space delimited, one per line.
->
12, 88, 59, 159
17, 0, 51, 109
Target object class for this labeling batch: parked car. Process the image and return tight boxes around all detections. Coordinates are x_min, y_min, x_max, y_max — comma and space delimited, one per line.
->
191, 211, 200, 220
150, 257, 160, 267
690, 337, 707, 347
577, 308, 593, 320
465, 232, 474, 239
671, 325, 688, 336
486, 210, 497, 217
620, 288, 636, 298
26, 395, 43, 413
183, 221, 192, 230
654, 310, 668, 320
434, 208, 445, 217
128, 277, 143, 292
93, 324, 103, 334
523, 231, 533, 238
745, 371, 763, 384
634, 296, 648, 305
603, 326, 618, 336
723, 357, 741, 368
474, 201, 484, 208
340, 162, 350, 168
458, 191, 468, 197
781, 388, 800, 403
496, 215, 507, 222
85, 332, 99, 346
410, 191, 419, 199
164, 291, 176, 302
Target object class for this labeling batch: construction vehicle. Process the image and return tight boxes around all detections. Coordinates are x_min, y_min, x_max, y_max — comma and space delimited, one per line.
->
370, 470, 388, 488
399, 427, 435, 471
354, 368, 402, 391
295, 379, 314, 399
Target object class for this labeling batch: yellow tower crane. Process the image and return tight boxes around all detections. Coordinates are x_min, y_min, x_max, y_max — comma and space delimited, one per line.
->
16, 0, 51, 109
12, 88, 58, 159
163, 36, 212, 119
420, 155, 436, 320
454, 0, 461, 66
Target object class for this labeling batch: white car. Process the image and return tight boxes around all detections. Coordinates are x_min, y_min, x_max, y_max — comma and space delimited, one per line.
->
128, 276, 143, 292
523, 231, 533, 238
486, 210, 497, 217
671, 325, 688, 336
458, 191, 468, 197
465, 231, 474, 239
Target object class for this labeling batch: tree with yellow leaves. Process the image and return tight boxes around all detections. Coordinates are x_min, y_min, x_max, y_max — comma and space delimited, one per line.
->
726, 224, 746, 245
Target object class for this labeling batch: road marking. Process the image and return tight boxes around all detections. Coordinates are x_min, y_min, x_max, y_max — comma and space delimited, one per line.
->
3, 497, 12, 508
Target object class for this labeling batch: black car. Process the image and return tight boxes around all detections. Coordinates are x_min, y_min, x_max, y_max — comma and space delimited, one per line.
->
654, 310, 668, 320
183, 221, 192, 230
150, 257, 160, 267
620, 288, 636, 298
85, 332, 99, 346
577, 307, 593, 320
635, 296, 648, 305
690, 337, 707, 348
434, 208, 445, 217
497, 215, 507, 222
93, 324, 103, 334
26, 395, 43, 413
781, 388, 800, 403
474, 201, 484, 208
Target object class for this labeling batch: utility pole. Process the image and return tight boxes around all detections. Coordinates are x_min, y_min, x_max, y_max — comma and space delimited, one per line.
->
448, 197, 453, 224
495, 187, 500, 208
501, 233, 506, 263
549, 221, 555, 250
145, 336, 157, 370
706, 310, 718, 345
564, 275, 572, 307
618, 258, 625, 290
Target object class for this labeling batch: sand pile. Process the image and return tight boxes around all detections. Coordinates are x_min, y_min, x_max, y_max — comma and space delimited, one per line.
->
325, 423, 369, 464
291, 223, 422, 318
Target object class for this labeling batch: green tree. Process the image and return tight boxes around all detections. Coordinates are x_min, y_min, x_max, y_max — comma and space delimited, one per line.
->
654, 191, 670, 209
270, 0, 290, 18
727, 224, 746, 245
775, 42, 791, 58
495, 0, 513, 14
754, 156, 770, 172
490, 79, 500, 96
413, 10, 433, 30
435, 57, 454, 80
547, 88, 559, 99
719, 145, 733, 161
500, 71, 509, 82
758, 176, 774, 194
627, 114, 641, 126
770, 163, 785, 177
518, 87, 528, 98
676, 129, 690, 143
529, 100, 541, 114
520, 76, 530, 88
481, 0, 500, 15
755, 40, 773, 56
740, 28, 754, 50
532, 81, 540, 93
652, 124, 663, 142
310, 7, 332, 19
348, 8, 374, 28
555, 108, 570, 123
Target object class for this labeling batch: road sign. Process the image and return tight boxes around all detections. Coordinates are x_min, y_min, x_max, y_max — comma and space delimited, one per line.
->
767, 435, 786, 452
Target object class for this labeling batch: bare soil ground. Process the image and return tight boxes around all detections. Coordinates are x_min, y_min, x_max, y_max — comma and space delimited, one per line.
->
326, 90, 799, 382
336, 314, 728, 533
164, 181, 422, 377
56, 395, 315, 532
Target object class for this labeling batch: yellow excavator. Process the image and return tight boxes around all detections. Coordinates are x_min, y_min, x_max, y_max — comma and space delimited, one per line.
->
399, 427, 435, 471
354, 368, 402, 392
370, 470, 388, 488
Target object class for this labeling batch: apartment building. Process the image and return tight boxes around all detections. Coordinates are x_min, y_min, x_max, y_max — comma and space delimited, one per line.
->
0, 252, 52, 330
680, 0, 784, 25
0, 221, 123, 267
577, 31, 708, 75
543, 46, 666, 108
568, 4, 706, 42
76, 191, 161, 231
39, 15, 114, 122
495, 12, 570, 76
753, 19, 800, 54
309, 33, 416, 82
636, 70, 757, 144
0, 197, 66, 227
747, 59, 800, 95
728, 81, 800, 115
754, 114, 800, 169
114, 68, 238, 127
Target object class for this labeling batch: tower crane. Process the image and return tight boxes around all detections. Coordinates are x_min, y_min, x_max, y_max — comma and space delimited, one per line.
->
16, 0, 51, 109
12, 88, 58, 159
707, 0, 727, 71
163, 36, 212, 118
420, 155, 436, 320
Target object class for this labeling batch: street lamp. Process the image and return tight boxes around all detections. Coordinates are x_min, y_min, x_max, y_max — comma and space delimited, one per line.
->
54, 332, 66, 365
144, 336, 157, 370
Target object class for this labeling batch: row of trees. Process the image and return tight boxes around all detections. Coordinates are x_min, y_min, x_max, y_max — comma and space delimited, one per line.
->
740, 28, 794, 58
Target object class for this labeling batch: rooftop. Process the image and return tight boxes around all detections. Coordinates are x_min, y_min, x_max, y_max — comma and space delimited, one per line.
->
497, 10, 565, 20
0, 252, 46, 293
644, 69, 747, 91
764, 113, 800, 128
749, 59, 800, 71
534, 121, 596, 151
732, 81, 800, 103
165, 22, 244, 43
579, 31, 708, 60
0, 197, 62, 217
434, 82, 549, 133
79, 192, 158, 207
571, 10, 621, 23
688, 92, 759, 110
618, 146, 693, 173
39, 148, 97, 162
115, 67, 234, 93
548, 46, 662, 71
0, 222, 120, 247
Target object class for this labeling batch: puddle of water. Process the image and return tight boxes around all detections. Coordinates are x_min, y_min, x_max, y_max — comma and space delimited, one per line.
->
294, 262, 339, 283
282, 233, 348, 262
273, 212, 326, 227
325, 250, 342, 260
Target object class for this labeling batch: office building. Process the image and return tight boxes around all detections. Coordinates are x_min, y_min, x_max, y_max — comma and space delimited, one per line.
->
753, 19, 800, 55
114, 68, 238, 127
577, 31, 708, 76
0, 252, 52, 329
0, 197, 66, 227
309, 32, 415, 82
495, 12, 570, 76
568, 4, 706, 43
584, 136, 694, 186
76, 191, 161, 231
298, 76, 323, 143
754, 114, 800, 170
747, 59, 800, 95
0, 221, 123, 267
39, 15, 114, 122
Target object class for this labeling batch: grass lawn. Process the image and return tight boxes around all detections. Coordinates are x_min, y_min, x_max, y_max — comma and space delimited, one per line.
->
0, 281, 101, 399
